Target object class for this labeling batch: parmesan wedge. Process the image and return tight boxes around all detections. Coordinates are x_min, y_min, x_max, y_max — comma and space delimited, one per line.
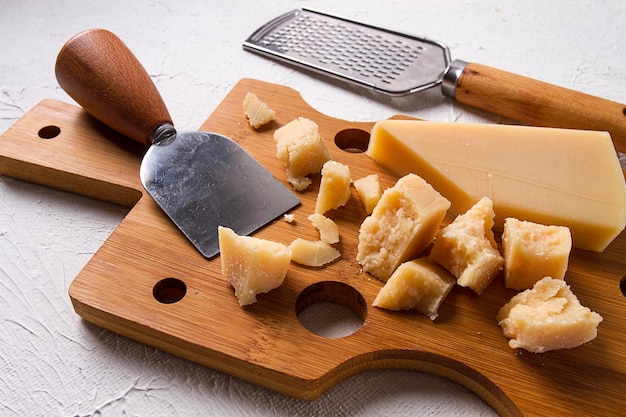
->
354, 174, 383, 215
430, 196, 504, 294
373, 257, 455, 320
315, 160, 352, 214
503, 218, 572, 290
357, 173, 450, 282
497, 277, 603, 353
367, 120, 626, 251
218, 226, 290, 306
242, 92, 274, 129
274, 117, 331, 191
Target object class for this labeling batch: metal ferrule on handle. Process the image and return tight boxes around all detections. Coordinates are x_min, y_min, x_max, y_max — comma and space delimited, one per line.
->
441, 59, 468, 99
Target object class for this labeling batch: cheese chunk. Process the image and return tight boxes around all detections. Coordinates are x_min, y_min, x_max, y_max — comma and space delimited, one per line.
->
373, 257, 455, 320
430, 197, 504, 294
367, 120, 626, 251
503, 218, 572, 291
289, 238, 340, 267
357, 173, 451, 282
308, 213, 340, 244
274, 117, 332, 191
242, 92, 274, 129
354, 174, 383, 214
497, 277, 603, 353
315, 160, 352, 214
218, 226, 291, 306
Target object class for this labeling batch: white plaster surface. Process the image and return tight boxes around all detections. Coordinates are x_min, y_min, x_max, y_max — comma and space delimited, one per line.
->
1, 1, 624, 416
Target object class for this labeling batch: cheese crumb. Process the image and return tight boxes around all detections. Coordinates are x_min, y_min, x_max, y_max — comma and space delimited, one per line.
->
242, 92, 275, 129
273, 117, 331, 191
497, 277, 603, 353
430, 196, 504, 294
218, 226, 291, 306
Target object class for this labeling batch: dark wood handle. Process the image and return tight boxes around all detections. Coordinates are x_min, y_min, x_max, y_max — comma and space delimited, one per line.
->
55, 29, 172, 146
454, 62, 626, 153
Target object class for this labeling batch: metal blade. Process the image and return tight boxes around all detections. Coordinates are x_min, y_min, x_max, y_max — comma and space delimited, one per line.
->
140, 131, 300, 258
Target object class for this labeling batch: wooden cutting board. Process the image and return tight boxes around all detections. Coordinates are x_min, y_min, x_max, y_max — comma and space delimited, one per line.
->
1, 78, 624, 417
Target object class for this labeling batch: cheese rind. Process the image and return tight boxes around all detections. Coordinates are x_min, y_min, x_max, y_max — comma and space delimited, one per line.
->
218, 226, 291, 306
357, 173, 451, 282
430, 197, 504, 294
315, 160, 352, 214
503, 218, 572, 290
497, 277, 603, 353
367, 120, 626, 251
274, 117, 331, 191
373, 257, 456, 320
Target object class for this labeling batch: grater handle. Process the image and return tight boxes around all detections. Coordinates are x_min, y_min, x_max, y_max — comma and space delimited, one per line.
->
443, 60, 626, 153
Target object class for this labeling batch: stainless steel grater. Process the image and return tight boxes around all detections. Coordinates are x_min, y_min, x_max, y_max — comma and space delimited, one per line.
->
243, 8, 626, 153
243, 8, 451, 96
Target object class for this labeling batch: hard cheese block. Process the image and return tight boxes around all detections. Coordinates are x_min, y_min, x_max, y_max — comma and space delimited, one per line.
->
367, 120, 626, 251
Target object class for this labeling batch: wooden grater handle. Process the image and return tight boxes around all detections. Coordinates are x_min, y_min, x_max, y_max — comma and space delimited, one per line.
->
445, 60, 626, 153
55, 29, 173, 146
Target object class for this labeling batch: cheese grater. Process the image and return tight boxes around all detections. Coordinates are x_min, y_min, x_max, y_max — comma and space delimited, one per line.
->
243, 8, 450, 96
243, 8, 626, 153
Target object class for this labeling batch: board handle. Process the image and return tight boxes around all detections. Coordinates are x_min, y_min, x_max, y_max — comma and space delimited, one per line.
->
55, 29, 173, 146
443, 60, 626, 153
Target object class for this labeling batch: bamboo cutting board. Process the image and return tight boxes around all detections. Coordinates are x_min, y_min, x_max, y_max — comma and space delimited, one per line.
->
1, 78, 625, 417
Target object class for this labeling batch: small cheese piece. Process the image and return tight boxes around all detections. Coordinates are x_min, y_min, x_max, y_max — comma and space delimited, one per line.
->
289, 238, 340, 267
497, 277, 603, 353
503, 218, 572, 291
308, 213, 340, 244
367, 120, 626, 251
354, 174, 383, 214
373, 257, 456, 320
242, 92, 275, 129
274, 117, 332, 191
357, 173, 451, 282
315, 160, 352, 214
218, 226, 291, 306
430, 197, 504, 294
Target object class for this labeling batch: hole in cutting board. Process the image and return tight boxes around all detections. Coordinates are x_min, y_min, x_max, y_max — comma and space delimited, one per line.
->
38, 125, 61, 139
153, 277, 187, 304
296, 281, 367, 338
334, 128, 370, 153
620, 275, 626, 297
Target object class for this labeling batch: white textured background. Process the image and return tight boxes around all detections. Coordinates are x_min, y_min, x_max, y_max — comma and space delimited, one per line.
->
1, 1, 624, 416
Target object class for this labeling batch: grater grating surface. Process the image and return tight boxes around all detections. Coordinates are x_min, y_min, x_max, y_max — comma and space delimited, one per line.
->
244, 9, 451, 95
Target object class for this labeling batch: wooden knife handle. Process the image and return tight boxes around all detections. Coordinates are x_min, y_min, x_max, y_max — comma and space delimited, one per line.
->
55, 29, 173, 146
450, 61, 626, 153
